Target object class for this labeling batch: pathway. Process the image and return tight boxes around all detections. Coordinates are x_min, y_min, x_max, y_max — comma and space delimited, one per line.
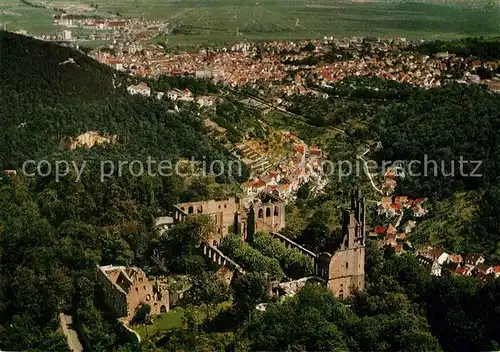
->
357, 145, 384, 195
59, 313, 83, 352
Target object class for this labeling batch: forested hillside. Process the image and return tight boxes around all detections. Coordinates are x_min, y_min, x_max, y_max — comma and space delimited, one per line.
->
0, 31, 244, 183
372, 83, 500, 257
288, 75, 500, 257
1, 31, 500, 352
0, 31, 244, 351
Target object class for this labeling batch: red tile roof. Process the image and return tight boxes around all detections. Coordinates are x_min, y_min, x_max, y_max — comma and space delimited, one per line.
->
387, 224, 397, 234
385, 233, 396, 241
294, 145, 305, 153
249, 180, 266, 188
449, 255, 463, 263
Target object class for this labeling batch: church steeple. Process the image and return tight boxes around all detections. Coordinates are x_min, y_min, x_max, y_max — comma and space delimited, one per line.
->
341, 190, 365, 249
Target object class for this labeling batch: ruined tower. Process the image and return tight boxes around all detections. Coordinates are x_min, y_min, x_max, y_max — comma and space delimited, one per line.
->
246, 205, 255, 242
325, 190, 366, 298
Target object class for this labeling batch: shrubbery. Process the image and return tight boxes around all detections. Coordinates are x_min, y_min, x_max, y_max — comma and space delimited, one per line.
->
251, 232, 314, 279
219, 235, 284, 280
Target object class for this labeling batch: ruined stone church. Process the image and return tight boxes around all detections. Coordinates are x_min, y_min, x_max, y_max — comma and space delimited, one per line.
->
317, 190, 366, 298
172, 192, 286, 245
170, 190, 365, 299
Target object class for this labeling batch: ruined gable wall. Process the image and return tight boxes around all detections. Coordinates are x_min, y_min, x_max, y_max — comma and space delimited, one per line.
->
126, 274, 169, 319
254, 201, 285, 233
176, 198, 240, 242
96, 267, 128, 317
327, 247, 365, 297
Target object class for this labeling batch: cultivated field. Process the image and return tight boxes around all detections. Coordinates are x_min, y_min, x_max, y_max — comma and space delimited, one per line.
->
0, 1, 55, 34
1, 0, 499, 44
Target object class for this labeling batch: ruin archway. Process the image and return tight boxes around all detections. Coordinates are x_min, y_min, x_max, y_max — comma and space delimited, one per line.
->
274, 206, 279, 216
188, 206, 194, 214
266, 207, 271, 217
258, 209, 264, 218
160, 305, 167, 313
213, 240, 218, 246
197, 205, 203, 214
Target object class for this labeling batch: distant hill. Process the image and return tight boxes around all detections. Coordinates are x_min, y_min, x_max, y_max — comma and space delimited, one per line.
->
0, 31, 117, 102
0, 31, 241, 182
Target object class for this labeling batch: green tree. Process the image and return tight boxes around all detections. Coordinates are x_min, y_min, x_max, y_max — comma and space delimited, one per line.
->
232, 272, 269, 322
188, 272, 230, 323
132, 304, 151, 325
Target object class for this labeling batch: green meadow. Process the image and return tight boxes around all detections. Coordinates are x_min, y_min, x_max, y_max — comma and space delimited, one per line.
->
1, 0, 499, 44
0, 1, 55, 34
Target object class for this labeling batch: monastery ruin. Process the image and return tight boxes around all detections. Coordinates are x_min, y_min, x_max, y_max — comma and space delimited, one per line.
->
173, 192, 286, 245
96, 265, 169, 320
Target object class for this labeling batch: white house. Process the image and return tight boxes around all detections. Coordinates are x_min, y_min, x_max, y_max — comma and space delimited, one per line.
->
177, 88, 194, 102
167, 89, 179, 101
196, 96, 215, 108
127, 83, 151, 97
62, 30, 72, 40
154, 216, 174, 235
167, 88, 193, 102
431, 261, 442, 276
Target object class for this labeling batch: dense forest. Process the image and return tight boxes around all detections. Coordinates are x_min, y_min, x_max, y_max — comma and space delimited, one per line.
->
289, 75, 500, 257
416, 37, 500, 61
0, 31, 245, 184
147, 242, 500, 351
0, 31, 245, 351
1, 31, 500, 351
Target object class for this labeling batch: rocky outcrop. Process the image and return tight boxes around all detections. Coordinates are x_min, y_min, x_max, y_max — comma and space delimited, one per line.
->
60, 131, 118, 150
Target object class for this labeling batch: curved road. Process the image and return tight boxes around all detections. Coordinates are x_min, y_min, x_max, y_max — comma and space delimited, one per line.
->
357, 145, 384, 195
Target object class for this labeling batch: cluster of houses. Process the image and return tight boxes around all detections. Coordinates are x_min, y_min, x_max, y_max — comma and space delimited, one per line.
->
309, 52, 444, 88
371, 165, 427, 256
370, 214, 500, 283
415, 247, 500, 281
369, 223, 409, 255
126, 83, 217, 108
369, 176, 499, 283
377, 196, 427, 218
92, 35, 500, 101
240, 143, 327, 203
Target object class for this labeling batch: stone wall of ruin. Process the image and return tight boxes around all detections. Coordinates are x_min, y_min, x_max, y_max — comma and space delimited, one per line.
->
327, 247, 365, 298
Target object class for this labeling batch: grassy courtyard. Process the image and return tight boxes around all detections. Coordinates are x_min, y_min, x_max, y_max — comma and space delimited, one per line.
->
135, 301, 233, 339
